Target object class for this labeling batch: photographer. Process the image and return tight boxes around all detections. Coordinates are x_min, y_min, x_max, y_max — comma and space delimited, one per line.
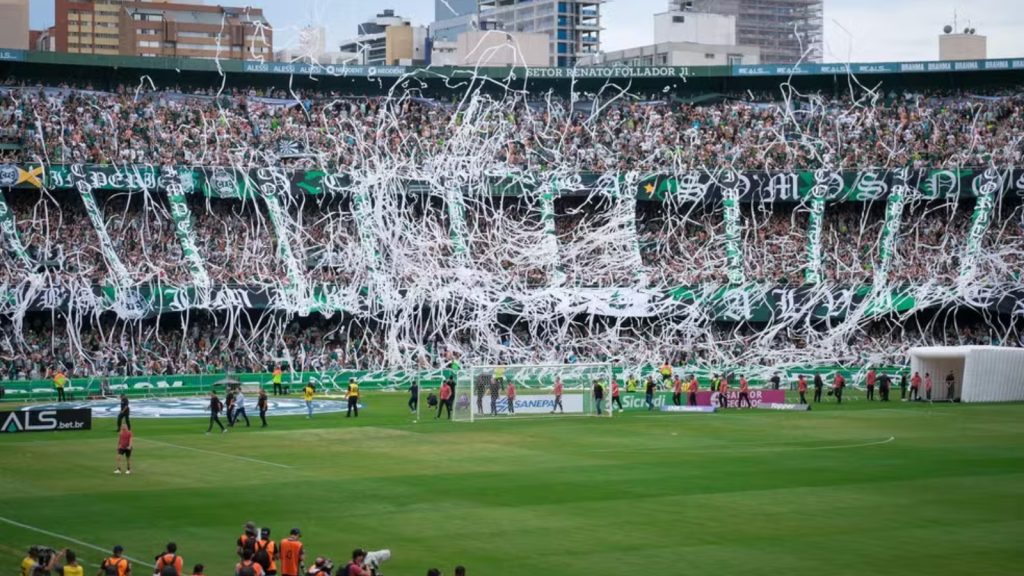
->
342, 550, 371, 576
22, 546, 61, 576
305, 558, 332, 576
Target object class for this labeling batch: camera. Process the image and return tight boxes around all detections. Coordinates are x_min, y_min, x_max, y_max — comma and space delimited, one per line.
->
32, 547, 57, 570
364, 550, 391, 576
307, 558, 333, 576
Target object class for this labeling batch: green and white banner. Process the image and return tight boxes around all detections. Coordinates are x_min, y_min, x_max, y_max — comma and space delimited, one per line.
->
0, 191, 33, 268
875, 168, 909, 286
445, 185, 469, 259
165, 187, 210, 288
721, 172, 745, 285
960, 168, 1002, 279
540, 184, 565, 285
76, 182, 131, 286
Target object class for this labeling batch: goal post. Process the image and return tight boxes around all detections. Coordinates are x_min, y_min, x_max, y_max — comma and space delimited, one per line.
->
454, 363, 615, 422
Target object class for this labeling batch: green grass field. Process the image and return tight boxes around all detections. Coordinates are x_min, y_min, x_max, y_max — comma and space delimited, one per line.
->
2, 392, 1023, 576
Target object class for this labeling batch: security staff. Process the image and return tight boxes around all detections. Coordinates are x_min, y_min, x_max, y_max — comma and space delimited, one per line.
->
117, 394, 131, 431
272, 366, 284, 396
346, 379, 360, 418
54, 370, 67, 402
813, 374, 824, 403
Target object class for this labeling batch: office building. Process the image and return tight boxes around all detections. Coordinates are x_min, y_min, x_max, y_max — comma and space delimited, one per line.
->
476, 0, 603, 67
585, 7, 759, 67
683, 0, 822, 63
0, 0, 30, 50
338, 9, 427, 66
52, 0, 272, 59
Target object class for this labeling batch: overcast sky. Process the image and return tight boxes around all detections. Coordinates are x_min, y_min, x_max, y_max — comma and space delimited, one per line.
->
28, 0, 1024, 63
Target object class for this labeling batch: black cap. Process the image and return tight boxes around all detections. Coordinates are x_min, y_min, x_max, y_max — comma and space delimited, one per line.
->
113, 545, 124, 553
290, 528, 301, 535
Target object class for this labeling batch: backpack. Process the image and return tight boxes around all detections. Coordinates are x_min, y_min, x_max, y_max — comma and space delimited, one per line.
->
156, 554, 178, 576
103, 558, 125, 576
253, 541, 271, 571
242, 536, 257, 557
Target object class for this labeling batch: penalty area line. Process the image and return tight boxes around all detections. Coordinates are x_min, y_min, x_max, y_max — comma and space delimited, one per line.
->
138, 438, 292, 469
0, 516, 145, 563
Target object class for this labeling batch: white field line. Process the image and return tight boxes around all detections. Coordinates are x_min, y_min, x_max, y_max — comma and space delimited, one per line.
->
138, 438, 292, 468
0, 515, 146, 563
590, 436, 896, 454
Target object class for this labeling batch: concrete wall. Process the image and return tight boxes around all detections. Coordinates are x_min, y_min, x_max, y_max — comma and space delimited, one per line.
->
0, 0, 30, 50
654, 11, 736, 45
455, 29, 549, 67
939, 34, 987, 61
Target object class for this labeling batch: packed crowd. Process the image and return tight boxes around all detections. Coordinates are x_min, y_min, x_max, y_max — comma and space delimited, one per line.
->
1, 308, 1019, 382
3, 83, 1023, 172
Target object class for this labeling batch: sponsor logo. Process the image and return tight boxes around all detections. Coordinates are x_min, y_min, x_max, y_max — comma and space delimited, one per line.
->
755, 403, 811, 411
0, 164, 19, 187
659, 405, 716, 413
483, 394, 585, 414
1, 409, 92, 433
25, 398, 349, 419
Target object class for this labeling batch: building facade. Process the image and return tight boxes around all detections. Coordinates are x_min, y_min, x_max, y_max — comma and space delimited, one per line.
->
477, 0, 602, 67
587, 41, 759, 67
339, 9, 427, 66
939, 32, 987, 61
52, 0, 272, 59
684, 0, 822, 64
0, 0, 30, 50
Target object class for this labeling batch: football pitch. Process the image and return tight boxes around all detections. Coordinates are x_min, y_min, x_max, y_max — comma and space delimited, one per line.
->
2, 393, 1023, 576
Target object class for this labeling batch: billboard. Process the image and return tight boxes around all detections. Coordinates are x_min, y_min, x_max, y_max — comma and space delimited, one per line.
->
1, 408, 92, 433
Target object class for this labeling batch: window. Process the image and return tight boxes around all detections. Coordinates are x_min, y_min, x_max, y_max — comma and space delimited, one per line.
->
673, 15, 685, 23
705, 53, 715, 59
727, 54, 743, 65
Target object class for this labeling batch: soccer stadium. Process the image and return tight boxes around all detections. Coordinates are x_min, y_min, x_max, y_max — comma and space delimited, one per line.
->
2, 1, 1024, 574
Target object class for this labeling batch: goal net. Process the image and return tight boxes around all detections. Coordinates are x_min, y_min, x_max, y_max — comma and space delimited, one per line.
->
448, 363, 615, 422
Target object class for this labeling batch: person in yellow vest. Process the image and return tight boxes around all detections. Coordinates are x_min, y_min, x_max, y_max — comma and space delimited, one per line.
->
271, 366, 283, 396
54, 370, 67, 402
55, 550, 82, 576
303, 380, 315, 419
346, 379, 360, 418
659, 362, 672, 388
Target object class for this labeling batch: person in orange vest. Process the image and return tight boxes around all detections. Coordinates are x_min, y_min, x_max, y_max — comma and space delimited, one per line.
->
237, 522, 258, 558
253, 528, 277, 576
687, 375, 698, 406
611, 379, 623, 412
718, 375, 729, 408
54, 369, 67, 402
866, 369, 876, 401
235, 550, 265, 576
910, 371, 922, 401
671, 375, 683, 407
738, 375, 751, 408
278, 529, 303, 576
154, 543, 183, 576
797, 375, 808, 405
99, 545, 131, 576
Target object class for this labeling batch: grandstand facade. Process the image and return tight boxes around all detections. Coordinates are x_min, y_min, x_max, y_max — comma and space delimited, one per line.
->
0, 49, 1021, 387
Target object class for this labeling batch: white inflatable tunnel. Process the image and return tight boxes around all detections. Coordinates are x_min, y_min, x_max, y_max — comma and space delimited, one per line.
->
909, 346, 1024, 403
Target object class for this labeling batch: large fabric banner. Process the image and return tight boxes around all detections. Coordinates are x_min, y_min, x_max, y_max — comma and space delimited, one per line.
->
6, 164, 1024, 203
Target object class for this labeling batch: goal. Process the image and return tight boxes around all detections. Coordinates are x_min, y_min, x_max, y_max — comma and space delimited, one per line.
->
450, 363, 616, 422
